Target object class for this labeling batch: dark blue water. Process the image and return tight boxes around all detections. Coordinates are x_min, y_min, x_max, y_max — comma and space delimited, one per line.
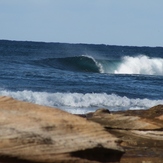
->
0, 40, 163, 114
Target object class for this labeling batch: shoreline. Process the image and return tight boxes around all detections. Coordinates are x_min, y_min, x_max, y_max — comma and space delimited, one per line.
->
0, 96, 162, 163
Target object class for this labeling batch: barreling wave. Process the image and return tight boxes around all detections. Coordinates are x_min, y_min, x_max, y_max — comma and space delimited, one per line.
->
35, 55, 103, 73
35, 55, 163, 75
56, 55, 104, 73
0, 90, 162, 114
92, 54, 163, 75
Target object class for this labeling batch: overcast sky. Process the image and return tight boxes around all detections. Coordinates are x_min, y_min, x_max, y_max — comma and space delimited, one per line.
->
0, 0, 163, 47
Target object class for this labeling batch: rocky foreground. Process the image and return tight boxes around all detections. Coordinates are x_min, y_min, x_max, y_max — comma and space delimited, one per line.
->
85, 106, 163, 163
0, 96, 163, 163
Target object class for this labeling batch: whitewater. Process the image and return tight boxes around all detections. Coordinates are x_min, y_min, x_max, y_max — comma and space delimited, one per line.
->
0, 90, 162, 114
0, 40, 163, 114
79, 55, 163, 75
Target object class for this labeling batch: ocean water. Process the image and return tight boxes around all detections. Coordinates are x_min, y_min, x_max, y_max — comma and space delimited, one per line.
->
0, 40, 163, 114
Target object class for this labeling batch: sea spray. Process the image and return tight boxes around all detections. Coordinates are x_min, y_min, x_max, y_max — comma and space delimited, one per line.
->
114, 55, 163, 75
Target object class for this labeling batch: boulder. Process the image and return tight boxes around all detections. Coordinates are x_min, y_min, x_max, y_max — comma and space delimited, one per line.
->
0, 96, 124, 163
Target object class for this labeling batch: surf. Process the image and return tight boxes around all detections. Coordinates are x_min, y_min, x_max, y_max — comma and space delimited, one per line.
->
114, 55, 163, 75
0, 90, 162, 114
73, 55, 163, 76
33, 54, 163, 76
96, 55, 163, 75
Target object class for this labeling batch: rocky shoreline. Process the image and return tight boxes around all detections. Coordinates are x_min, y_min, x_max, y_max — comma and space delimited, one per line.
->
0, 96, 162, 163
84, 106, 163, 163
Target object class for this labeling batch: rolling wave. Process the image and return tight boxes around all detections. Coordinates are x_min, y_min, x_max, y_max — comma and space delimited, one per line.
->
35, 55, 163, 75
1, 90, 162, 114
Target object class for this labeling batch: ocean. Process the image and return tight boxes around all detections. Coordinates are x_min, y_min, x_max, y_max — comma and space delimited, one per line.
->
0, 40, 163, 114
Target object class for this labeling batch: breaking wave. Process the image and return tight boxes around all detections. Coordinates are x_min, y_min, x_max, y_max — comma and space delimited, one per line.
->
0, 90, 162, 114
36, 55, 163, 75
114, 55, 163, 75
35, 55, 103, 73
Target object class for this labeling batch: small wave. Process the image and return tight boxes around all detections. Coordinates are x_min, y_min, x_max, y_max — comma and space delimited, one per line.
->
0, 90, 162, 114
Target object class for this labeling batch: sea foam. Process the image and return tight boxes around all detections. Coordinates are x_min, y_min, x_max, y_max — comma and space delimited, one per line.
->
114, 55, 163, 75
0, 90, 162, 114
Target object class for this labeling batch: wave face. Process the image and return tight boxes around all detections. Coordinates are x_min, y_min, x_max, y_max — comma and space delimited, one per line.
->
56, 55, 103, 73
35, 55, 103, 73
0, 90, 162, 114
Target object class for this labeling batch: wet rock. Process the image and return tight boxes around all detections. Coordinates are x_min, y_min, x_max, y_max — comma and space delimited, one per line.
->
0, 96, 124, 163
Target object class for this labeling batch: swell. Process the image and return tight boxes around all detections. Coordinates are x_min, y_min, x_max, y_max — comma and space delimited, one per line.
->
33, 55, 163, 76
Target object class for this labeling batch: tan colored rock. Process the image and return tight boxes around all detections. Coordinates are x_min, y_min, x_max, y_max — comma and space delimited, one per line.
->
93, 108, 110, 115
156, 115, 163, 120
87, 106, 163, 163
0, 96, 124, 163
88, 111, 163, 130
115, 104, 163, 119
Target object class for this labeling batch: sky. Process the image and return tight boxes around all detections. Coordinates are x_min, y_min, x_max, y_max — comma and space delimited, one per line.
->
0, 0, 163, 47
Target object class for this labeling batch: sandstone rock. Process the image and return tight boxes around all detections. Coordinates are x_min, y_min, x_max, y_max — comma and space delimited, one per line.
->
115, 104, 163, 119
156, 115, 163, 120
0, 96, 124, 163
88, 112, 163, 130
93, 108, 110, 115
87, 106, 163, 163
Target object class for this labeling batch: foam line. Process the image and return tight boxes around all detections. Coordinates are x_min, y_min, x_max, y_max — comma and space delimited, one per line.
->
0, 90, 162, 114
